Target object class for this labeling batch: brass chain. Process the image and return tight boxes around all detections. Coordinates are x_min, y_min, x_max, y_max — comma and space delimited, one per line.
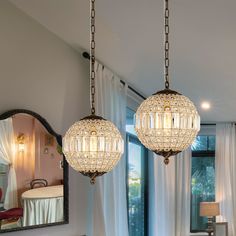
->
90, 0, 96, 115
90, 0, 170, 98
164, 0, 170, 89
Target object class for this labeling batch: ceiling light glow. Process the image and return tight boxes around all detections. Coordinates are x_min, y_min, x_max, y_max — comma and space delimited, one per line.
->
201, 102, 211, 110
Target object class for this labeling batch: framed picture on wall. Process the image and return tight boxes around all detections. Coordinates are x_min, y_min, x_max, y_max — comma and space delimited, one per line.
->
213, 222, 228, 236
45, 134, 54, 146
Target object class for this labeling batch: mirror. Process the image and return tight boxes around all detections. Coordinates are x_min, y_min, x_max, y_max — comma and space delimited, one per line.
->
0, 110, 68, 233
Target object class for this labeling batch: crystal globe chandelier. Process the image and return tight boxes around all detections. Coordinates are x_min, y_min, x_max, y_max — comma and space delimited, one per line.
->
63, 0, 124, 184
134, 0, 200, 165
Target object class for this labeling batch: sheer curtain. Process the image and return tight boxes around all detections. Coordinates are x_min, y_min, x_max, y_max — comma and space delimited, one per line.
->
90, 61, 128, 236
0, 118, 18, 209
149, 148, 191, 236
216, 123, 236, 236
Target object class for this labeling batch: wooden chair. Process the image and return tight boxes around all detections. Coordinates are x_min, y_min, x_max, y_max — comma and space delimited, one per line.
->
30, 179, 48, 189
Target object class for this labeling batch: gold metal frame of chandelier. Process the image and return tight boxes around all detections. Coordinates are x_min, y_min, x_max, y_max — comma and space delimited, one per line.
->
154, 150, 181, 165
154, 0, 182, 164
80, 114, 106, 121
153, 88, 182, 96
80, 171, 107, 184
80, 114, 107, 184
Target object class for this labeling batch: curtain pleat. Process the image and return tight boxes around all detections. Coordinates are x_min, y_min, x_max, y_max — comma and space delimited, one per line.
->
216, 123, 236, 236
0, 118, 18, 209
149, 149, 191, 236
90, 62, 128, 236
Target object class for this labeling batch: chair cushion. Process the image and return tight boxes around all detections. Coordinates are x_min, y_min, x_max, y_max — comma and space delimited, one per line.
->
0, 208, 23, 220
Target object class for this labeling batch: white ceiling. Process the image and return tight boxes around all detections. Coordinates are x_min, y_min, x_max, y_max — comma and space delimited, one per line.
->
9, 0, 236, 122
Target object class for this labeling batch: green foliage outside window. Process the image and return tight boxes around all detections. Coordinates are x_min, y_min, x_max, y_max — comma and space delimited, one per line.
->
126, 108, 147, 236
191, 135, 215, 231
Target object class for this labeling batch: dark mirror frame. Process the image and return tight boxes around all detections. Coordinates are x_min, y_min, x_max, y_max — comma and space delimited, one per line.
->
0, 109, 69, 234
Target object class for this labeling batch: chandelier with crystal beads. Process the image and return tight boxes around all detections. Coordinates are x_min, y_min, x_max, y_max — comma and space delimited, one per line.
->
63, 0, 124, 184
134, 0, 200, 165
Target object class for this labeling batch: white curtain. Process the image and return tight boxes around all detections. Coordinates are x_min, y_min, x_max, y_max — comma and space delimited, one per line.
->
216, 123, 236, 236
149, 149, 191, 236
0, 118, 18, 209
90, 61, 128, 236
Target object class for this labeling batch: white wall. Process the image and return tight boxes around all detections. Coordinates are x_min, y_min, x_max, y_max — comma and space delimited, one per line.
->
0, 1, 90, 235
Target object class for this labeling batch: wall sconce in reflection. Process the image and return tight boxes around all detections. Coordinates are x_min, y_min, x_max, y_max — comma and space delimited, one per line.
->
17, 133, 25, 153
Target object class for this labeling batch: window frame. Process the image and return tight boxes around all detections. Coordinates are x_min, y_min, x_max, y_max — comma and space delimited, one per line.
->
126, 132, 149, 236
190, 136, 216, 233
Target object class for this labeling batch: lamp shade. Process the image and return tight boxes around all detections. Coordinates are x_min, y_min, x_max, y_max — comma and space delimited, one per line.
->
200, 202, 220, 217
63, 116, 124, 176
134, 90, 200, 164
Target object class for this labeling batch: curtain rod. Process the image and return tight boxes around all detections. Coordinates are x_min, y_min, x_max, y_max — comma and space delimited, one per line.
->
82, 52, 146, 100
202, 123, 236, 125
82, 53, 234, 125
201, 123, 236, 126
82, 53, 235, 125
201, 123, 216, 126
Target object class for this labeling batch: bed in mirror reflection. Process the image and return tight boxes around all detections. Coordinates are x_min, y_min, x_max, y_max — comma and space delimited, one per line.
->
0, 110, 68, 233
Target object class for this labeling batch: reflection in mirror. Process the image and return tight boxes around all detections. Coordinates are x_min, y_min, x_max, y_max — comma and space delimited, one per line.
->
0, 113, 64, 231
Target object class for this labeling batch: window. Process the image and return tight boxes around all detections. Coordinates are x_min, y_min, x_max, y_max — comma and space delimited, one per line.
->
126, 108, 148, 236
191, 135, 216, 232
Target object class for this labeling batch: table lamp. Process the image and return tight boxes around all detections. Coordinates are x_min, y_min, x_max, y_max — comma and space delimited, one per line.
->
200, 202, 220, 235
